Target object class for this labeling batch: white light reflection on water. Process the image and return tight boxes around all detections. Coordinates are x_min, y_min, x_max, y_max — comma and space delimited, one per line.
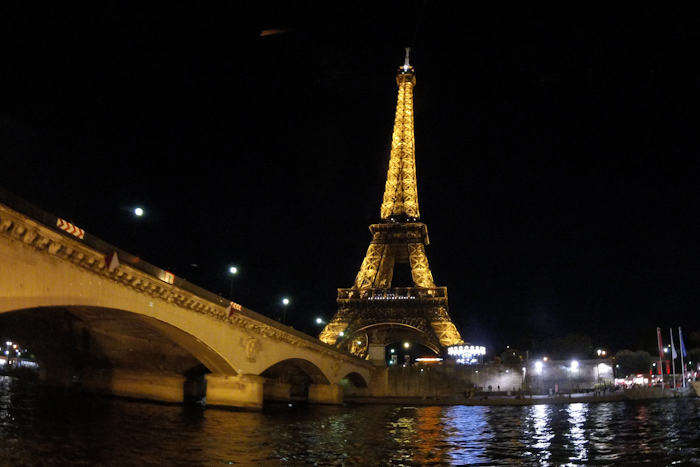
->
442, 405, 490, 465
524, 403, 555, 465
566, 403, 588, 463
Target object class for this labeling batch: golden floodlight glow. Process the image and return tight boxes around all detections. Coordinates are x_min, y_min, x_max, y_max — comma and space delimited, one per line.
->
318, 50, 464, 356
380, 61, 419, 221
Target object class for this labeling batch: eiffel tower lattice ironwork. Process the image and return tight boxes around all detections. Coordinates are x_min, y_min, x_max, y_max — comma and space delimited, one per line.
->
319, 49, 463, 359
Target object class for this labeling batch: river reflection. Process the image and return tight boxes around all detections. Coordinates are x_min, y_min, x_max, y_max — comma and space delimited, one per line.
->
1, 376, 699, 466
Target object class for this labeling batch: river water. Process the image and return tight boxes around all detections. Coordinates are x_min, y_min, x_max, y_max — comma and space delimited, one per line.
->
2, 376, 700, 466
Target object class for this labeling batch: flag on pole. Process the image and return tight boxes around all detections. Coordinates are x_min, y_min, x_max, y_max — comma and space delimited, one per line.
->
670, 328, 678, 387
670, 328, 678, 359
679, 327, 688, 388
656, 327, 664, 376
679, 327, 687, 358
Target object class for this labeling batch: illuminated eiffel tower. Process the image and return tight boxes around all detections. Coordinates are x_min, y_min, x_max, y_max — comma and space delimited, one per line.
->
320, 49, 463, 361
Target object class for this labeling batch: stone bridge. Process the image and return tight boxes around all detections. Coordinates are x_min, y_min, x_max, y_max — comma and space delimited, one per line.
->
0, 189, 380, 410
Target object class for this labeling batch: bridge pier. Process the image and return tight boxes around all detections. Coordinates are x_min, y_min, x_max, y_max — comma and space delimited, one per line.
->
368, 344, 387, 366
308, 383, 343, 405
81, 369, 186, 403
205, 373, 265, 410
263, 381, 292, 402
39, 363, 75, 388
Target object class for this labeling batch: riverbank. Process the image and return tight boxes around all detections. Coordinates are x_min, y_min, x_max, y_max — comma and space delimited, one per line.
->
347, 387, 695, 406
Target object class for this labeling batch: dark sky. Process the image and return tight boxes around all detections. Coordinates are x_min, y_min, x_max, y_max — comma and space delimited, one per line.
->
2, 3, 700, 356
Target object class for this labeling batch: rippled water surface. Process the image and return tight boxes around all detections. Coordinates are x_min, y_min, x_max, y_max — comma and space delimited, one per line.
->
2, 376, 700, 466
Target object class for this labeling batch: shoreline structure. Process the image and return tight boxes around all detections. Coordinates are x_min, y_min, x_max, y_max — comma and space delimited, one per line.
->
347, 386, 695, 407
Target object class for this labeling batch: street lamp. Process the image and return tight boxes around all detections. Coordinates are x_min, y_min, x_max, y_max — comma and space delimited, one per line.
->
282, 297, 290, 324
228, 266, 238, 299
129, 206, 146, 243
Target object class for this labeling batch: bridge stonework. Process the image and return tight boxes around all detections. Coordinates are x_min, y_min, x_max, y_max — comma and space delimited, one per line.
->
0, 202, 375, 410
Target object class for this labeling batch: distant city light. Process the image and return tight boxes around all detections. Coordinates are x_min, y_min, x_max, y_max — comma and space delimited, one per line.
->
447, 345, 486, 365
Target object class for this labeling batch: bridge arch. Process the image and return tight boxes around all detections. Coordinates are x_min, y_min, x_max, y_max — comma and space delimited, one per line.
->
0, 200, 373, 409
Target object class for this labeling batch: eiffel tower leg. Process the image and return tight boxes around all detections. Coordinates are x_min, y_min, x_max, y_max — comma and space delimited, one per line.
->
354, 243, 386, 288
408, 243, 435, 288
319, 321, 348, 346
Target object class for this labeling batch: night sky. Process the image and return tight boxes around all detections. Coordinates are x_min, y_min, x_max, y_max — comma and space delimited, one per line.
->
3, 3, 700, 356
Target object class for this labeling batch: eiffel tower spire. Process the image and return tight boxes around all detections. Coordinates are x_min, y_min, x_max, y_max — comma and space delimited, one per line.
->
381, 47, 420, 222
320, 50, 463, 360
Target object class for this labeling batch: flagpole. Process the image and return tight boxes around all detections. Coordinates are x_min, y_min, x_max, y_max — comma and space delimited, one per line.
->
679, 327, 687, 388
656, 327, 664, 383
670, 328, 677, 389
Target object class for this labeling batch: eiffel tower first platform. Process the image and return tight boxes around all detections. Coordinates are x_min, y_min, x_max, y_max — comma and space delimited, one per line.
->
320, 50, 464, 361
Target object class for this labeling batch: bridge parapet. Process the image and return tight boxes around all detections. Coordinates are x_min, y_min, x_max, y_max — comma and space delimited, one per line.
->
0, 199, 371, 372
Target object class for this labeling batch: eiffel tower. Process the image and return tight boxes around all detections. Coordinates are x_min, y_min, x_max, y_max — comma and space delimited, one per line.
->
320, 49, 463, 361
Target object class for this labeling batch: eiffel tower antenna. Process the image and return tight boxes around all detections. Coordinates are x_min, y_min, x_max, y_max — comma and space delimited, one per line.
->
320, 50, 464, 361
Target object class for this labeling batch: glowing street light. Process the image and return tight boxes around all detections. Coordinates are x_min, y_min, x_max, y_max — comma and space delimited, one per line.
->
315, 317, 324, 324
134, 207, 144, 217
228, 266, 238, 299
282, 297, 290, 324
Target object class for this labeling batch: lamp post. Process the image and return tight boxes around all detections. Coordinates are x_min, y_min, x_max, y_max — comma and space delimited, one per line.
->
228, 266, 238, 299
129, 206, 145, 244
4, 341, 11, 365
282, 297, 290, 324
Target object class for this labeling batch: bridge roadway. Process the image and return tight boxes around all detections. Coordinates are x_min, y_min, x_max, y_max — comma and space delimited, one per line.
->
0, 189, 380, 410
